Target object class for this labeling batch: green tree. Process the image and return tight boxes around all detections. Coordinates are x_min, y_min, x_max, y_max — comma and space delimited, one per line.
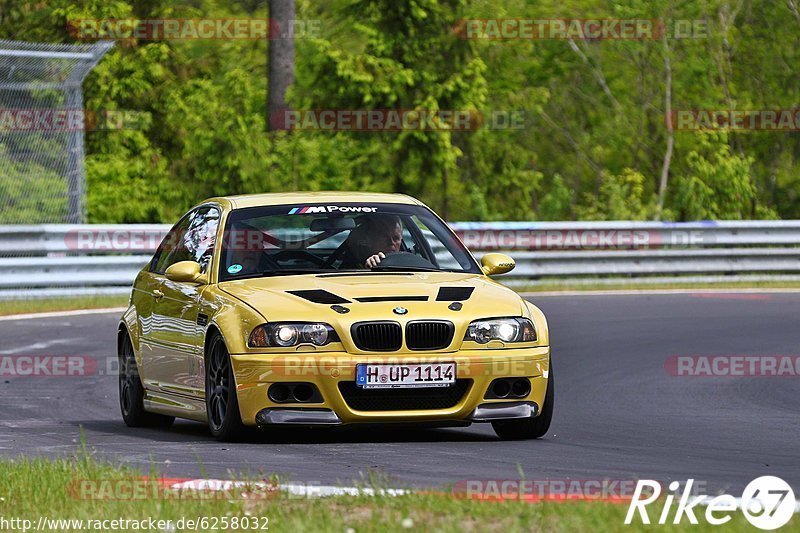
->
297, 0, 487, 219
576, 168, 657, 221
671, 132, 768, 220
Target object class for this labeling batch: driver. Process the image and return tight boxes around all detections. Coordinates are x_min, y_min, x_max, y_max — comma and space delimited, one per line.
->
344, 214, 402, 268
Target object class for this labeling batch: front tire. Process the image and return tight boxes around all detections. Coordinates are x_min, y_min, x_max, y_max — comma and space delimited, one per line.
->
119, 331, 175, 428
492, 363, 554, 440
205, 332, 246, 441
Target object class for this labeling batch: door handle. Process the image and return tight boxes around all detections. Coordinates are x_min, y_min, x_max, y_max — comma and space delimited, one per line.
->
153, 289, 164, 300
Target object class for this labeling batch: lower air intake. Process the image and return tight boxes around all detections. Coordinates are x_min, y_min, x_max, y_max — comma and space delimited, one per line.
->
338, 380, 472, 411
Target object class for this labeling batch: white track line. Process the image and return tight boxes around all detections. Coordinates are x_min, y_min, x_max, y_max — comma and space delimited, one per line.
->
521, 288, 800, 297
0, 307, 127, 322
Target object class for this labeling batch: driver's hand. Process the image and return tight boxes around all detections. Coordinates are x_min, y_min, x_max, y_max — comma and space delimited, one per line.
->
366, 252, 385, 268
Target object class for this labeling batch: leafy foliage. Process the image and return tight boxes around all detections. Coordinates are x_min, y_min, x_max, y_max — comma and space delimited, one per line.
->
0, 0, 795, 222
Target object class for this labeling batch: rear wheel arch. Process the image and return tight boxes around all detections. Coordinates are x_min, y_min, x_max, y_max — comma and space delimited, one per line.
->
119, 304, 142, 356
118, 324, 174, 428
117, 324, 128, 351
118, 323, 134, 360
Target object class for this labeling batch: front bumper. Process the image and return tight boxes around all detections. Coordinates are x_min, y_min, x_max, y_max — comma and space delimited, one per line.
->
230, 347, 550, 426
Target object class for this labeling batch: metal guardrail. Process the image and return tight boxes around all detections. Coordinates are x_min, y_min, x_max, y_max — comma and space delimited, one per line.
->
1, 221, 799, 298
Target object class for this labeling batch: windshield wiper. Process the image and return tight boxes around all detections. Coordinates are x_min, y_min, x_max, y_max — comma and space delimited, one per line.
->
368, 266, 442, 273
228, 269, 328, 280
260, 269, 330, 277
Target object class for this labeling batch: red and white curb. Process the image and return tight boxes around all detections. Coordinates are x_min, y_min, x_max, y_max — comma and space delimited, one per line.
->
155, 478, 800, 511
161, 478, 408, 498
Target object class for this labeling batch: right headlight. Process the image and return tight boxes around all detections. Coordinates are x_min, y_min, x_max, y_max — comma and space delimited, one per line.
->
464, 317, 537, 344
249, 322, 339, 347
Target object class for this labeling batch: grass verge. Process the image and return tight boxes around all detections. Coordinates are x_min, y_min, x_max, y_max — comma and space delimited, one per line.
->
0, 295, 128, 316
0, 455, 776, 532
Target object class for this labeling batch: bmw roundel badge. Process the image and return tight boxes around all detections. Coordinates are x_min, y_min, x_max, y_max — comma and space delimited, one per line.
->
393, 306, 408, 315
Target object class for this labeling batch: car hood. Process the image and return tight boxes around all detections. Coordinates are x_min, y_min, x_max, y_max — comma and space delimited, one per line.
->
218, 272, 526, 325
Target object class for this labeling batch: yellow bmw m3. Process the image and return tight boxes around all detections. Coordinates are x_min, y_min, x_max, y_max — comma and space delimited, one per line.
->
118, 192, 552, 441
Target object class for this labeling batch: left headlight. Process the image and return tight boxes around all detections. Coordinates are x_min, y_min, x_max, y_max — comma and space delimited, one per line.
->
249, 323, 339, 347
464, 317, 537, 344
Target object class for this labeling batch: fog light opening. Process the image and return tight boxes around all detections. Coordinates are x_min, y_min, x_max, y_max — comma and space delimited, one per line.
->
268, 383, 291, 403
292, 383, 314, 403
492, 379, 511, 398
512, 378, 531, 398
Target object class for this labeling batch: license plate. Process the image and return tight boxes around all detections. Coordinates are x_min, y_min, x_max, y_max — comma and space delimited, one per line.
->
356, 362, 456, 389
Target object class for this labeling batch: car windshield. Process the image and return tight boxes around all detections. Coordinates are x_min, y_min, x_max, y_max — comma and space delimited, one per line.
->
218, 202, 482, 280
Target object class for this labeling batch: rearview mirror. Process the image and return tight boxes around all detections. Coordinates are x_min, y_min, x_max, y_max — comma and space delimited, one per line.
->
310, 217, 356, 232
165, 261, 206, 284
481, 253, 515, 276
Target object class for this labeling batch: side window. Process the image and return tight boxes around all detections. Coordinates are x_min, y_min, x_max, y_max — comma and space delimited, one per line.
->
401, 226, 415, 253
412, 215, 462, 270
151, 207, 220, 274
151, 213, 193, 274
193, 208, 220, 272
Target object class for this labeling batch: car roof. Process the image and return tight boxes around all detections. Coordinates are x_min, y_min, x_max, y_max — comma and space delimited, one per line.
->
211, 191, 422, 210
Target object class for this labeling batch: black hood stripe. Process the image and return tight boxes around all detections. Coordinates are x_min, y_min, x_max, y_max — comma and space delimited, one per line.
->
436, 287, 475, 301
354, 296, 428, 303
286, 289, 350, 304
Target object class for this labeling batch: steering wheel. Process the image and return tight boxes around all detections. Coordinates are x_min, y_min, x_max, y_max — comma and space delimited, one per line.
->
373, 251, 436, 269
271, 250, 326, 267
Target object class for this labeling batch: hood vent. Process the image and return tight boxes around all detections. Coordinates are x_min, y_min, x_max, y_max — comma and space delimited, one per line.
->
286, 289, 350, 304
354, 296, 428, 303
436, 287, 475, 302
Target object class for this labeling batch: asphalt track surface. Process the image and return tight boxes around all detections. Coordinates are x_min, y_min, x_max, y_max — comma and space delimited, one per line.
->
1, 292, 798, 494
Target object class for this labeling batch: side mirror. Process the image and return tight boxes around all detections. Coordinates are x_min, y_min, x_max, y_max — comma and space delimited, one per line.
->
481, 253, 515, 276
165, 261, 206, 284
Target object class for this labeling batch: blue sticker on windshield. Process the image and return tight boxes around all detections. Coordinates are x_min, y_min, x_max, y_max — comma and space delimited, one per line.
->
227, 264, 243, 274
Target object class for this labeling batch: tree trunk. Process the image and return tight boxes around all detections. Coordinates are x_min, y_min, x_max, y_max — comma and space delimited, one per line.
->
656, 28, 674, 220
267, 0, 295, 131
